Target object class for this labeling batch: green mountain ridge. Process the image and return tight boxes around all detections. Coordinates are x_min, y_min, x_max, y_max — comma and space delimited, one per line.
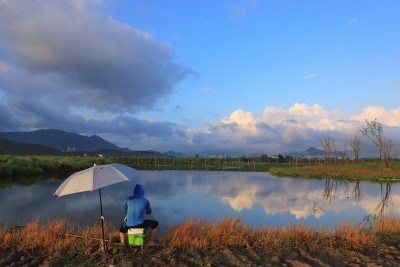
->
0, 129, 127, 152
0, 138, 60, 155
0, 129, 175, 157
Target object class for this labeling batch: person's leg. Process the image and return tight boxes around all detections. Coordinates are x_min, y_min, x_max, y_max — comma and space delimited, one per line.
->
146, 227, 157, 244
119, 224, 128, 244
119, 232, 125, 244
144, 220, 159, 249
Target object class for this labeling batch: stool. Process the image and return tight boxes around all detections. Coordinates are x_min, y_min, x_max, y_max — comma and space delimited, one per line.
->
127, 228, 144, 250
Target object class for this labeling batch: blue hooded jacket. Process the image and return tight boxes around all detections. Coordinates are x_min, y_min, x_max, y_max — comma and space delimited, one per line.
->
124, 184, 152, 227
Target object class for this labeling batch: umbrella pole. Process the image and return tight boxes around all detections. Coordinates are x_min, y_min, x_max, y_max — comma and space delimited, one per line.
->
99, 188, 106, 252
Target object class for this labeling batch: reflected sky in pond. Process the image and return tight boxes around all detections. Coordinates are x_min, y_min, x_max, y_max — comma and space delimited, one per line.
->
1, 171, 400, 236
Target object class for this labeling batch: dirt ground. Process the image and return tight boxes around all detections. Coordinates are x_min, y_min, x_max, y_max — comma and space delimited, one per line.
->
1, 236, 400, 267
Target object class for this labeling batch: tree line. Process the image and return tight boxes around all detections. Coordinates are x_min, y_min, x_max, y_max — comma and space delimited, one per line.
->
321, 119, 394, 167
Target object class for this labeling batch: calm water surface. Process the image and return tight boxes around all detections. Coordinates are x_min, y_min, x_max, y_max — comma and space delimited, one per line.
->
1, 170, 399, 235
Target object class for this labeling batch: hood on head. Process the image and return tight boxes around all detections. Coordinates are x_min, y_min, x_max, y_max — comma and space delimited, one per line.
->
133, 184, 145, 197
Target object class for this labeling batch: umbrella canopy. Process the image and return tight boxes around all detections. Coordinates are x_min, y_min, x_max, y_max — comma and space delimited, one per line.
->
54, 163, 139, 197
54, 163, 139, 251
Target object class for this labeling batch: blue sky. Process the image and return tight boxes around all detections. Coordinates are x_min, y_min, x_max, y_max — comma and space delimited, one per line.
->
0, 0, 399, 156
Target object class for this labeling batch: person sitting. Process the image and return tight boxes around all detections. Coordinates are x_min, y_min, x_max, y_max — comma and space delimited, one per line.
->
119, 184, 159, 249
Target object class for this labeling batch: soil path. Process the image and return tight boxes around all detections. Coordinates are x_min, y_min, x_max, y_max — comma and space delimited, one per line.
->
1, 239, 400, 267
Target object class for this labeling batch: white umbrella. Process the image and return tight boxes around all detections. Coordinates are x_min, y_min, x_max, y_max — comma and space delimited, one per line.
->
54, 163, 139, 251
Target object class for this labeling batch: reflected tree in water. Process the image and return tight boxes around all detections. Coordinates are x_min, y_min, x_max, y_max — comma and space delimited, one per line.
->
374, 183, 392, 219
362, 183, 393, 229
352, 181, 362, 204
321, 179, 394, 228
321, 178, 393, 219
314, 179, 357, 216
322, 179, 352, 203
319, 179, 394, 228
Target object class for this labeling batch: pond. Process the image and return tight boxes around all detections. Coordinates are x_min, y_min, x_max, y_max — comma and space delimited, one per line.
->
1, 170, 399, 236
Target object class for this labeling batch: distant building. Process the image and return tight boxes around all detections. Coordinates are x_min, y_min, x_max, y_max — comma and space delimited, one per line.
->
66, 147, 76, 152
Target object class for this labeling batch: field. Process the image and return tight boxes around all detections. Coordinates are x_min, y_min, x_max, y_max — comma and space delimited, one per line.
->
1, 155, 400, 182
269, 161, 400, 182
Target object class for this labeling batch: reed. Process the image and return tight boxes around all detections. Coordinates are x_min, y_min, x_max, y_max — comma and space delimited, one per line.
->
1, 217, 399, 257
372, 217, 400, 235
167, 218, 253, 248
1, 219, 71, 255
0, 219, 116, 257
166, 217, 379, 252
334, 222, 376, 249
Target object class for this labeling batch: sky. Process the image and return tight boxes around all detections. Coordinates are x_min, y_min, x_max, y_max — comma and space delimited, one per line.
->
0, 0, 399, 157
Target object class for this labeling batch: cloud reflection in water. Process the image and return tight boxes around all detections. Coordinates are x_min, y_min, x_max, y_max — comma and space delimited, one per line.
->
1, 171, 400, 235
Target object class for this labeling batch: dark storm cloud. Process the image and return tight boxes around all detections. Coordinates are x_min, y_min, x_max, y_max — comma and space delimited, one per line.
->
0, 103, 20, 129
84, 115, 185, 140
0, 0, 193, 120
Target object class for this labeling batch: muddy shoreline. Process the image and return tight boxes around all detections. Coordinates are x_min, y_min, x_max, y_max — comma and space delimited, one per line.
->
2, 236, 400, 267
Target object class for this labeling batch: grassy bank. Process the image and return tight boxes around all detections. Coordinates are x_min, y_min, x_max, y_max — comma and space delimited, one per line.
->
1, 155, 400, 183
0, 155, 277, 178
269, 161, 400, 181
0, 155, 117, 177
1, 217, 400, 266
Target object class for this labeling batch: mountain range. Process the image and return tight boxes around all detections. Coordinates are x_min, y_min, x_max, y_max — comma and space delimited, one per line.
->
0, 138, 60, 155
0, 129, 324, 157
286, 147, 325, 158
0, 129, 190, 157
0, 129, 127, 152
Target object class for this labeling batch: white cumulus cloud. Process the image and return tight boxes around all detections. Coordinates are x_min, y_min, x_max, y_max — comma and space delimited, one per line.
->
351, 106, 400, 127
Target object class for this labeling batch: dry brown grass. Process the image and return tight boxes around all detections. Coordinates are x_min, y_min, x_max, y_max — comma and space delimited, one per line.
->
166, 217, 383, 252
1, 217, 400, 257
372, 217, 400, 234
167, 218, 253, 248
334, 222, 376, 250
0, 219, 116, 257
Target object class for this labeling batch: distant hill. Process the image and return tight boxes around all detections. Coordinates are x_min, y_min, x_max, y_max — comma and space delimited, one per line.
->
0, 129, 176, 157
0, 129, 327, 158
0, 138, 61, 155
287, 147, 325, 158
0, 129, 129, 152
130, 150, 170, 157
164, 150, 185, 157
89, 149, 169, 157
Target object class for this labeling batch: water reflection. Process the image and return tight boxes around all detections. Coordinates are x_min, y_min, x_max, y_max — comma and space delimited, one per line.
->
0, 171, 399, 236
320, 179, 395, 221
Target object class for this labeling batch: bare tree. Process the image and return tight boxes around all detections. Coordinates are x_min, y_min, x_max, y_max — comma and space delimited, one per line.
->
338, 142, 349, 164
331, 138, 338, 165
382, 138, 394, 168
360, 119, 394, 168
320, 136, 333, 164
349, 136, 362, 164
360, 119, 384, 160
